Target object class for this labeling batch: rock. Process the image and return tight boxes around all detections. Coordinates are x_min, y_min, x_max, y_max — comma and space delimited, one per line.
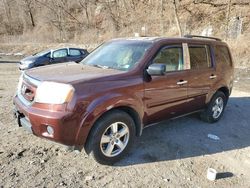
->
40, 159, 45, 164
17, 149, 27, 158
7, 152, 14, 157
9, 172, 16, 177
28, 160, 35, 165
163, 178, 170, 182
85, 175, 94, 181
59, 181, 67, 186
74, 150, 81, 154
77, 171, 83, 175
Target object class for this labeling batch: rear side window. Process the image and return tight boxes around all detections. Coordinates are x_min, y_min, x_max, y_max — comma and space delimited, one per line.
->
189, 45, 211, 69
153, 46, 184, 72
53, 49, 68, 58
214, 46, 232, 66
69, 49, 81, 56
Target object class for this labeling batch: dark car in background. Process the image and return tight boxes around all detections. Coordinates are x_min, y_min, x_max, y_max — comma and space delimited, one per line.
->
19, 47, 89, 70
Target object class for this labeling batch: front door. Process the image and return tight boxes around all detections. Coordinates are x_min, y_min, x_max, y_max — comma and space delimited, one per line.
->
144, 44, 190, 125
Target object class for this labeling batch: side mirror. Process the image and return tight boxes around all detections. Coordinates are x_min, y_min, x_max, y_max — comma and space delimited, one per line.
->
147, 64, 166, 76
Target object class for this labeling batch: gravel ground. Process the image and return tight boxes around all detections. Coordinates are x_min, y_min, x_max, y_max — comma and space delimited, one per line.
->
0, 62, 250, 188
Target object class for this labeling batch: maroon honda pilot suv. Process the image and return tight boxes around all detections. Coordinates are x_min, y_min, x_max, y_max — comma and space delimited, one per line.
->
14, 35, 234, 165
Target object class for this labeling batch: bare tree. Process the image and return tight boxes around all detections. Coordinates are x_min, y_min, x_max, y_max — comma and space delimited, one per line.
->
78, 0, 90, 27
172, 0, 182, 36
160, 0, 164, 35
22, 0, 35, 27
193, 0, 249, 7
0, 0, 249, 43
105, 1, 121, 32
56, 2, 82, 25
226, 0, 232, 39
2, 0, 13, 34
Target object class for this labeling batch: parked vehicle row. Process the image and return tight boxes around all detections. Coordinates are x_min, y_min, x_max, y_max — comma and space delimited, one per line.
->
14, 35, 234, 165
19, 47, 89, 70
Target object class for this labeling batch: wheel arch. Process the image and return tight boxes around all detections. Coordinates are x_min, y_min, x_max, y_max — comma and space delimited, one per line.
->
83, 106, 142, 154
217, 86, 230, 99
207, 85, 230, 105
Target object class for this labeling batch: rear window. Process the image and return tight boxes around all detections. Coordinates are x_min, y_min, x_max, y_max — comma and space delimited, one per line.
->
189, 45, 211, 69
214, 46, 232, 66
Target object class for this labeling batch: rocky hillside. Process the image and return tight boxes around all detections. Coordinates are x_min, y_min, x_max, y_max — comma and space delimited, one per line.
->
0, 0, 249, 66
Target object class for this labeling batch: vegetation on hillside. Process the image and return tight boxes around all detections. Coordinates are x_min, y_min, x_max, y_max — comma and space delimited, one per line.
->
0, 0, 249, 42
0, 0, 249, 66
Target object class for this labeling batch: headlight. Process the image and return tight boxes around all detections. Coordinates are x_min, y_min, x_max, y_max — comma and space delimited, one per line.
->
20, 63, 33, 69
35, 82, 74, 104
22, 60, 33, 64
20, 64, 29, 69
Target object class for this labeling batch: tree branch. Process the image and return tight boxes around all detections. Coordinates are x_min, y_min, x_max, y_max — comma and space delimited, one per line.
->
193, 0, 249, 7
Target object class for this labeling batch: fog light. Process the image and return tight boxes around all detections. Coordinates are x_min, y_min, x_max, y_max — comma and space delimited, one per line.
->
47, 126, 54, 135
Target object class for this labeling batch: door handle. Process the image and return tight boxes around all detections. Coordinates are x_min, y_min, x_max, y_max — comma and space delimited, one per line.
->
210, 75, 217, 79
177, 80, 188, 85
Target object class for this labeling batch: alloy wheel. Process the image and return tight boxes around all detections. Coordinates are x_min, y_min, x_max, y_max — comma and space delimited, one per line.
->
212, 97, 224, 119
100, 122, 130, 157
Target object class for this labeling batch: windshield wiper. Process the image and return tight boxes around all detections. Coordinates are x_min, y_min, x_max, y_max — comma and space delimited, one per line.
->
92, 64, 111, 69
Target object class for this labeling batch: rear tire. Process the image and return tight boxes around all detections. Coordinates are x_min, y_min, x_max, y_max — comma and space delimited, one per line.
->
200, 91, 227, 123
85, 110, 135, 165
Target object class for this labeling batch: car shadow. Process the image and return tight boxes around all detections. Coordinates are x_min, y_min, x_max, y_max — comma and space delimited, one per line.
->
116, 96, 250, 166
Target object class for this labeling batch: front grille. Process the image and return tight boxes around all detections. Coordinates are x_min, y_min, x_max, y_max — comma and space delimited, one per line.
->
17, 73, 41, 106
20, 81, 36, 102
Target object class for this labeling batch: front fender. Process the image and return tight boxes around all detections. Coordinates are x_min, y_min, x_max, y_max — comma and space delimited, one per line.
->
74, 92, 144, 146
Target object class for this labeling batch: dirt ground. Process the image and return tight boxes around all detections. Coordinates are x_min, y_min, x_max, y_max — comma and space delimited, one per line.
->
0, 62, 250, 188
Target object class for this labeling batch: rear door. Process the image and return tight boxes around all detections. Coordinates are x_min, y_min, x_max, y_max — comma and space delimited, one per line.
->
186, 44, 217, 111
68, 48, 86, 63
144, 44, 190, 124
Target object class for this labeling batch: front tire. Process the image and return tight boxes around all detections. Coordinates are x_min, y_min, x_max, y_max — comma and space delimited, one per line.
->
85, 110, 136, 165
200, 91, 227, 123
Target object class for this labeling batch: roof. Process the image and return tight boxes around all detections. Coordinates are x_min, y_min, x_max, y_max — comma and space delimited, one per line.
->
111, 35, 226, 45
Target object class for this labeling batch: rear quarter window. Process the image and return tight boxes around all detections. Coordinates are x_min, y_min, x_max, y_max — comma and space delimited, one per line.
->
214, 46, 232, 66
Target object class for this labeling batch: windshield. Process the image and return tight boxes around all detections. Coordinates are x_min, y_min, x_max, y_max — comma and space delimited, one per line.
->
33, 50, 50, 57
81, 41, 153, 71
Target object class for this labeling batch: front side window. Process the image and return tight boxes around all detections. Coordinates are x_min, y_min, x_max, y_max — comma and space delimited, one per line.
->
45, 53, 51, 58
53, 49, 68, 58
153, 46, 184, 72
189, 45, 211, 69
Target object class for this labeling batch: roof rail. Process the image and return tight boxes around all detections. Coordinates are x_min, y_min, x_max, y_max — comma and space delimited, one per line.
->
184, 35, 222, 41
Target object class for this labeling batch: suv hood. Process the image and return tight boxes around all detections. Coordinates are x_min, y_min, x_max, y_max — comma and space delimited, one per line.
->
25, 62, 123, 84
